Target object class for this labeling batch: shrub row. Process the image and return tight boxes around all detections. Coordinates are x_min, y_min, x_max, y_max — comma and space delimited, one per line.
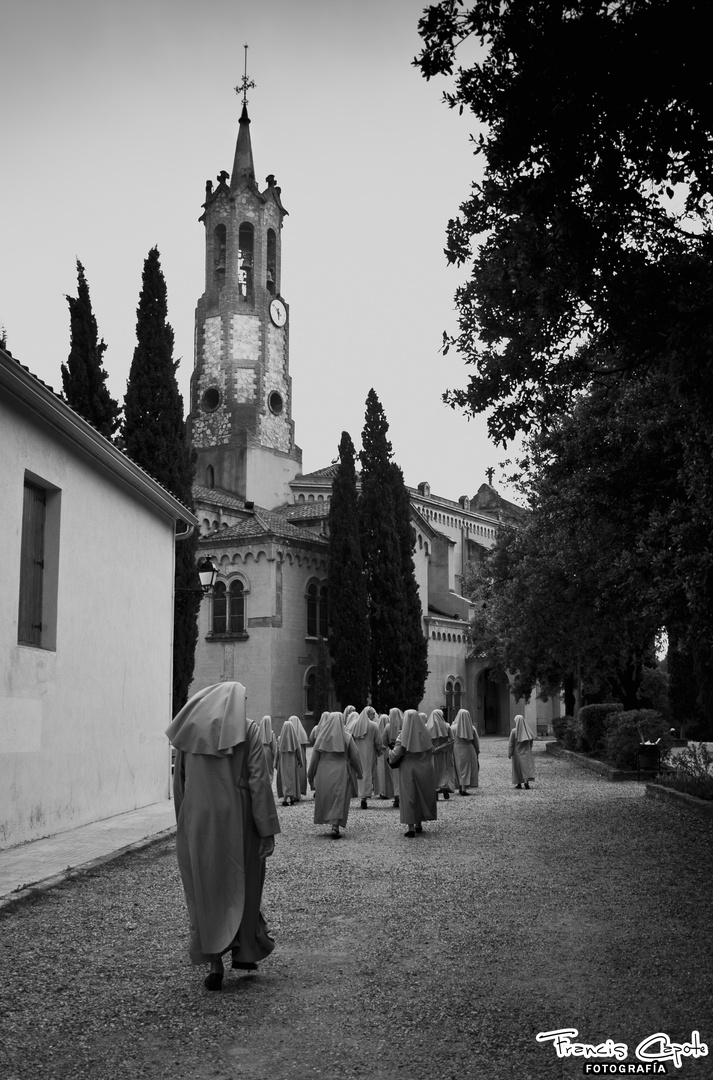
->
553, 707, 674, 769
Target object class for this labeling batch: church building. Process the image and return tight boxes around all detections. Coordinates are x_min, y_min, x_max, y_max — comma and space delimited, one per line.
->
187, 96, 559, 738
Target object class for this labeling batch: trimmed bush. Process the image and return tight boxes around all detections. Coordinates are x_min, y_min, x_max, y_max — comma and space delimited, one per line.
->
552, 714, 572, 743
603, 709, 673, 770
579, 702, 624, 755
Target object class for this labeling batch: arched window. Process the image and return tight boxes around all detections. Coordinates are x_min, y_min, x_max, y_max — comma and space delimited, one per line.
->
306, 580, 328, 638
238, 222, 254, 300
206, 464, 215, 488
212, 582, 227, 635
229, 580, 245, 634
305, 669, 316, 715
211, 578, 248, 637
266, 228, 277, 294
445, 679, 454, 721
453, 680, 463, 714
213, 224, 226, 287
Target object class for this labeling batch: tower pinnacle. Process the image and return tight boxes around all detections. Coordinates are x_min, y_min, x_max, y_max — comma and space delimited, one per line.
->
231, 45, 257, 191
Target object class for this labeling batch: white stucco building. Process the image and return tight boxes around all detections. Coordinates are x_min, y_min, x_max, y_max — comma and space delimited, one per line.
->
0, 348, 196, 849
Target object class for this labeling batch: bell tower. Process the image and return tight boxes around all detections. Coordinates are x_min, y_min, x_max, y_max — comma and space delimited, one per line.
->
189, 55, 302, 508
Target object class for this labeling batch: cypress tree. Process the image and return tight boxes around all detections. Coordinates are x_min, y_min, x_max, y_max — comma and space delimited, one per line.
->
61, 260, 120, 438
122, 248, 200, 714
358, 390, 409, 712
389, 460, 429, 707
328, 431, 371, 707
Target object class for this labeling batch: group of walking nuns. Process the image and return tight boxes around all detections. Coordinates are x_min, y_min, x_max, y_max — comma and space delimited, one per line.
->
300, 705, 490, 839
165, 681, 539, 991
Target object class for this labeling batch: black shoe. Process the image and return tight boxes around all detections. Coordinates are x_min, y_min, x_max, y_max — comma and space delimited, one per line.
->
415, 824, 423, 833
515, 783, 522, 789
232, 959, 258, 971
404, 829, 415, 838
524, 782, 530, 790
204, 971, 223, 991
443, 791, 450, 800
361, 799, 367, 809
459, 788, 469, 796
393, 797, 399, 808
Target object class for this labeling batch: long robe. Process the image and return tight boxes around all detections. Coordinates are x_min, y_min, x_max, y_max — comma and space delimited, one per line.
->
508, 715, 536, 785
427, 710, 455, 793
452, 709, 480, 789
307, 733, 363, 827
291, 717, 310, 795
258, 716, 277, 783
389, 713, 436, 826
374, 715, 393, 798
276, 721, 304, 801
346, 710, 383, 800
173, 719, 280, 965
384, 709, 404, 798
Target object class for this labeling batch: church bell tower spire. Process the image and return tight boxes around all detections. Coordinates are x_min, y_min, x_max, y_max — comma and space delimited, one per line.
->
188, 49, 302, 508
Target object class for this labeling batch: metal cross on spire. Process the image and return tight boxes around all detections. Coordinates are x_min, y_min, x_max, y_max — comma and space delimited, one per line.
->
235, 43, 256, 105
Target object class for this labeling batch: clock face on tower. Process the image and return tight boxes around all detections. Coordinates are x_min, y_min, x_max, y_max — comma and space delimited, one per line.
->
269, 298, 287, 327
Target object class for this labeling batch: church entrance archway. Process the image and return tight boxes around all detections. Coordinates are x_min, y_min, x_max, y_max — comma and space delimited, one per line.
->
479, 668, 509, 734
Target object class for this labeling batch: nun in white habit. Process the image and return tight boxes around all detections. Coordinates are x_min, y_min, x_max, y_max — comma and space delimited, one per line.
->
289, 714, 310, 795
508, 713, 536, 789
426, 708, 455, 799
384, 707, 404, 807
388, 708, 437, 838
374, 713, 392, 799
258, 715, 278, 784
452, 708, 480, 795
346, 705, 383, 809
307, 711, 363, 838
276, 718, 304, 806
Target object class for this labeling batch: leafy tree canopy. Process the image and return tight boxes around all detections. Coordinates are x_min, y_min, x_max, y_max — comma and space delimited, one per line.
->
415, 0, 713, 443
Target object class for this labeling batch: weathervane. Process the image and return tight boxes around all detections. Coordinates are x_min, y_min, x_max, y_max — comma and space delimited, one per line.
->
235, 43, 256, 105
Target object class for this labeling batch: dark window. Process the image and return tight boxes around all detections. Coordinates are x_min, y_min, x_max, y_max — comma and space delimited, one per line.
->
454, 682, 462, 713
306, 671, 316, 714
212, 582, 227, 634
18, 481, 46, 646
229, 580, 245, 634
214, 224, 227, 285
445, 680, 454, 722
307, 583, 318, 637
319, 585, 328, 638
266, 228, 276, 293
238, 223, 254, 300
206, 465, 215, 488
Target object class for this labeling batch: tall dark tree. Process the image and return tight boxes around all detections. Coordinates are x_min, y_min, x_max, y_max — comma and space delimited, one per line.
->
327, 431, 371, 707
389, 461, 429, 707
358, 390, 410, 712
61, 260, 120, 438
416, 1, 713, 721
122, 248, 200, 714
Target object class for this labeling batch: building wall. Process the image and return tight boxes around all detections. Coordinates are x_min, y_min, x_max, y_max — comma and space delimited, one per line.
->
0, 395, 177, 849
190, 542, 328, 733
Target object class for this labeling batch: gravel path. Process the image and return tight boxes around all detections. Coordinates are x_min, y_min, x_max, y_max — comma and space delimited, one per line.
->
1, 738, 711, 1080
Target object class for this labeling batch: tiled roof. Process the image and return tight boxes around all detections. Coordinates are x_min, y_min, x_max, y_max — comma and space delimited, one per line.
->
201, 505, 327, 547
290, 464, 339, 482
275, 501, 331, 521
193, 484, 247, 510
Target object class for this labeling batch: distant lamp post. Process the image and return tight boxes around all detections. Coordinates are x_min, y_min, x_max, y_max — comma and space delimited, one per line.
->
197, 555, 219, 593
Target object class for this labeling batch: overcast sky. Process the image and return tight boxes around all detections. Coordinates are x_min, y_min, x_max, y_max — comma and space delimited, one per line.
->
0, 0, 521, 503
